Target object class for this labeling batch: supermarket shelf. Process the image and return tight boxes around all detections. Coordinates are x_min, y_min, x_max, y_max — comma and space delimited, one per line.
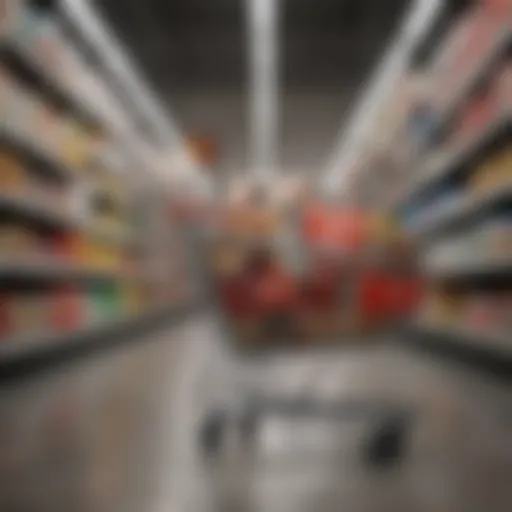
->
0, 259, 129, 283
411, 185, 512, 238
0, 303, 196, 380
0, 194, 141, 252
409, 1, 466, 69
0, 36, 102, 130
1, 124, 78, 182
426, 256, 512, 281
435, 27, 512, 133
407, 322, 512, 371
396, 112, 510, 209
88, 227, 140, 249
0, 193, 78, 229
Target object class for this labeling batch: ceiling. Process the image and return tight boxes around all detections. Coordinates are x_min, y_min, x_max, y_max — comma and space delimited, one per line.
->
94, 0, 410, 174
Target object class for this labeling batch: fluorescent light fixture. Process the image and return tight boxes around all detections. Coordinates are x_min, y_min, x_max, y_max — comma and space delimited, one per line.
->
61, 0, 212, 193
62, 0, 183, 147
321, 0, 443, 193
248, 0, 279, 179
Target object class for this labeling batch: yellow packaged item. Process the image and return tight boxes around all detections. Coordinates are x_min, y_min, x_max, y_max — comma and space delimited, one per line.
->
0, 150, 29, 191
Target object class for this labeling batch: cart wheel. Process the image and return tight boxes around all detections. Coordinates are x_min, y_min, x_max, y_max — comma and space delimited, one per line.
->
199, 409, 226, 460
363, 415, 409, 469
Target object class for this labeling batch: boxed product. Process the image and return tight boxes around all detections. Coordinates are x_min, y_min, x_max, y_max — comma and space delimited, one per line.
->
469, 147, 512, 195
420, 288, 464, 326
482, 0, 512, 19
0, 224, 42, 260
0, 294, 13, 338
478, 217, 512, 256
431, 8, 497, 108
119, 284, 141, 316
9, 292, 49, 336
86, 283, 121, 322
49, 286, 84, 332
452, 87, 497, 144
0, 149, 30, 192
30, 18, 63, 78
32, 102, 62, 158
464, 292, 502, 331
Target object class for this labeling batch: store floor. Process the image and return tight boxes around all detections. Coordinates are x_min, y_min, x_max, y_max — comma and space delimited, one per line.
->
0, 314, 511, 512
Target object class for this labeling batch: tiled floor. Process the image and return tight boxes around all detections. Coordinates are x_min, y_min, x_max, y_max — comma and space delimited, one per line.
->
0, 314, 510, 512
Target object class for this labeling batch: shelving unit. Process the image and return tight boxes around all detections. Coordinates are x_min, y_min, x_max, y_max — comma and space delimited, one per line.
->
409, 322, 512, 368
0, 2, 197, 367
394, 111, 510, 210
425, 256, 512, 281
0, 192, 78, 228
1, 124, 79, 181
412, 184, 512, 238
433, 26, 512, 137
338, 1, 512, 365
0, 35, 104, 131
0, 304, 192, 378
0, 259, 130, 281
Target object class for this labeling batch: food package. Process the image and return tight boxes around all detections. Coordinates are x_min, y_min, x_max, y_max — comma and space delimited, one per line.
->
49, 232, 74, 262
453, 89, 496, 143
482, 0, 512, 18
464, 293, 501, 331
0, 224, 40, 259
469, 147, 512, 194
34, 103, 62, 157
421, 289, 463, 326
9, 292, 49, 336
479, 217, 512, 256
0, 294, 13, 339
432, 8, 496, 107
120, 284, 142, 315
0, 149, 29, 192
49, 287, 84, 332
212, 245, 245, 277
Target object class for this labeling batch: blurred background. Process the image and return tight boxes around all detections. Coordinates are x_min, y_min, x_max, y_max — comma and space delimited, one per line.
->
0, 0, 511, 511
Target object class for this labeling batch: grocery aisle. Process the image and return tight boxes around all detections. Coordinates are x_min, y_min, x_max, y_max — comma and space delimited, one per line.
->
2, 313, 511, 512
159, 318, 512, 512
0, 320, 186, 512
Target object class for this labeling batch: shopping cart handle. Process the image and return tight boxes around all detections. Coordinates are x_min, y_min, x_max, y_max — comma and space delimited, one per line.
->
240, 396, 417, 422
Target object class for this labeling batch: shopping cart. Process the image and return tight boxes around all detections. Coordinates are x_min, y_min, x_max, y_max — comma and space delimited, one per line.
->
207, 231, 421, 355
198, 396, 417, 512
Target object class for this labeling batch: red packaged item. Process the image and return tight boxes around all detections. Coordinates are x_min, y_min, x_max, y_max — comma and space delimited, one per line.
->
455, 12, 498, 77
218, 277, 259, 319
433, 11, 476, 102
303, 206, 368, 252
299, 266, 339, 313
49, 233, 73, 261
357, 271, 395, 324
389, 276, 423, 320
482, 0, 512, 18
434, 8, 497, 106
49, 287, 83, 332
453, 89, 495, 143
254, 268, 297, 315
